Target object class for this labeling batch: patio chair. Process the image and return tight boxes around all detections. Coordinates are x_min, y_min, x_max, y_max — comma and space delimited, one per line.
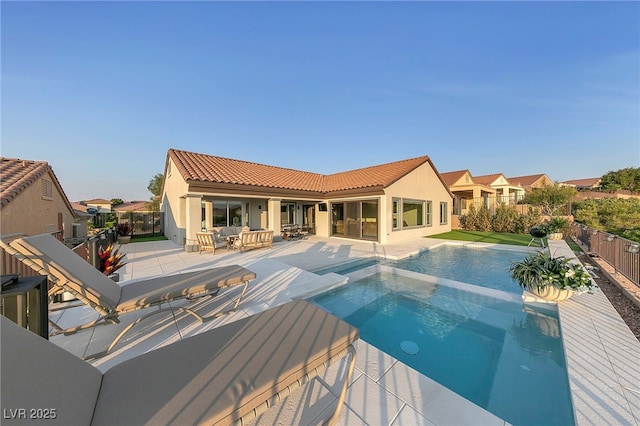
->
1, 300, 358, 426
0, 233, 257, 359
196, 231, 220, 254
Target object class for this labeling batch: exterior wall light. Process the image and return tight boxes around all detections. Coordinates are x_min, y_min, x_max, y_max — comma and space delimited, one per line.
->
627, 244, 640, 254
606, 235, 615, 242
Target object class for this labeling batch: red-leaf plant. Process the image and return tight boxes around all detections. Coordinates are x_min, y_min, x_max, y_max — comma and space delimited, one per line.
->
97, 243, 127, 276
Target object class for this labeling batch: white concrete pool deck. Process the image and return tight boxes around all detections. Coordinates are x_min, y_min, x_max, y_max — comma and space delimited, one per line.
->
49, 236, 640, 425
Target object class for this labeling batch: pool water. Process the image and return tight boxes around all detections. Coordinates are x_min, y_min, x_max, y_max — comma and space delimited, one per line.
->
310, 271, 575, 426
393, 246, 528, 294
317, 245, 528, 294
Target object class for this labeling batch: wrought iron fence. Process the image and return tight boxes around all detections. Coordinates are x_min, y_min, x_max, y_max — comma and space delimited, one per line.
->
116, 211, 163, 237
92, 211, 163, 237
571, 223, 640, 288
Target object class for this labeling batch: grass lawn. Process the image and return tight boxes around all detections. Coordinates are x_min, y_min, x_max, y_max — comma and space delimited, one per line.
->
427, 230, 535, 246
565, 237, 583, 253
131, 235, 168, 243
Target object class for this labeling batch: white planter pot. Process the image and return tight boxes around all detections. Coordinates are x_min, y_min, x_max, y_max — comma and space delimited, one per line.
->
548, 232, 563, 241
531, 285, 573, 302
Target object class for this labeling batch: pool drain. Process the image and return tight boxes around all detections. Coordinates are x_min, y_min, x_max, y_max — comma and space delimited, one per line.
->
400, 340, 419, 355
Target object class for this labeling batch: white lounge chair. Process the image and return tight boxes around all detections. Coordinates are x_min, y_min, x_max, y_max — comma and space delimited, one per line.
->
1, 233, 257, 359
1, 300, 358, 426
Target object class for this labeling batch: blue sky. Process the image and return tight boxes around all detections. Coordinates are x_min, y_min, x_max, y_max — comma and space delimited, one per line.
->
2, 1, 639, 201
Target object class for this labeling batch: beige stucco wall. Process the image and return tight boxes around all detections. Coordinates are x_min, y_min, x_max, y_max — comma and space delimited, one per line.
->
0, 173, 79, 240
383, 162, 452, 244
162, 158, 191, 246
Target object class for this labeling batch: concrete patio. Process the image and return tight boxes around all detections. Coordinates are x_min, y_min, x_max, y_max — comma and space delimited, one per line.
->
48, 236, 640, 425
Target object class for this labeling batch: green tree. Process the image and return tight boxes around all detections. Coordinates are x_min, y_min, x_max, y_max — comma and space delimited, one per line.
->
145, 173, 164, 212
600, 167, 640, 193
523, 184, 577, 217
573, 198, 640, 242
111, 198, 124, 206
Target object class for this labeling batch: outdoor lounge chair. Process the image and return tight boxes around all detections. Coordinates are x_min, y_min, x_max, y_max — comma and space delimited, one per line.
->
1, 300, 358, 426
0, 233, 257, 359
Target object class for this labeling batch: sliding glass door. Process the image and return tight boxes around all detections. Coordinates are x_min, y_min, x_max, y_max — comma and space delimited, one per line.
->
331, 200, 378, 241
362, 201, 378, 240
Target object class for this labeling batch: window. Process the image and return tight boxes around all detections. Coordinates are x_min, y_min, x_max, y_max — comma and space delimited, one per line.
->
41, 179, 53, 199
402, 199, 424, 227
440, 202, 448, 225
212, 201, 242, 227
392, 198, 400, 230
281, 203, 296, 226
426, 201, 433, 226
72, 223, 81, 238
229, 202, 242, 226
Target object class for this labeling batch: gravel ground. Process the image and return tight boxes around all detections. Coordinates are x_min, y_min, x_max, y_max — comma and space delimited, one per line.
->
579, 253, 640, 342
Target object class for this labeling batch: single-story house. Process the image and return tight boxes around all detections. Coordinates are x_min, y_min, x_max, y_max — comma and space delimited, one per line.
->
561, 178, 602, 191
508, 174, 554, 191
440, 169, 497, 215
0, 157, 89, 243
82, 198, 113, 213
161, 149, 453, 248
473, 173, 526, 204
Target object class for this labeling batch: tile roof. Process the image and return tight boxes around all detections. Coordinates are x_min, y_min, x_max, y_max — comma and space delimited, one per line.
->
440, 170, 470, 186
562, 178, 601, 187
323, 156, 430, 192
0, 157, 53, 207
168, 149, 430, 194
473, 173, 507, 185
84, 198, 112, 204
113, 201, 151, 212
508, 174, 548, 186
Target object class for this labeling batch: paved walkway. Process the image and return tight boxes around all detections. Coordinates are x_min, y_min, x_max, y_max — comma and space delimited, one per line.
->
48, 236, 639, 425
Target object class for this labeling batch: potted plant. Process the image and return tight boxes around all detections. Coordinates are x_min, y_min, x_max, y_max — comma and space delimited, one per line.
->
509, 251, 594, 301
116, 222, 133, 244
541, 217, 569, 240
97, 243, 127, 281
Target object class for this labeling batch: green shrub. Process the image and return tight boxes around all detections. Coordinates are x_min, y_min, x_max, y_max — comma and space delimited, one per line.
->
476, 206, 492, 231
460, 204, 478, 231
516, 207, 542, 234
491, 205, 520, 233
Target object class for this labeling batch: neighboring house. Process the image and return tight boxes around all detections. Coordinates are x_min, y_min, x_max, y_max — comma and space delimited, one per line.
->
473, 173, 526, 204
561, 178, 602, 191
440, 170, 496, 215
162, 149, 453, 247
83, 198, 112, 213
113, 201, 151, 213
562, 178, 640, 201
508, 174, 554, 191
0, 157, 88, 243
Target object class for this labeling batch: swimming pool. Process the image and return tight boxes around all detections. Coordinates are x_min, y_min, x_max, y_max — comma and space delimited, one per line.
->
315, 245, 531, 294
309, 264, 575, 425
393, 245, 531, 294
